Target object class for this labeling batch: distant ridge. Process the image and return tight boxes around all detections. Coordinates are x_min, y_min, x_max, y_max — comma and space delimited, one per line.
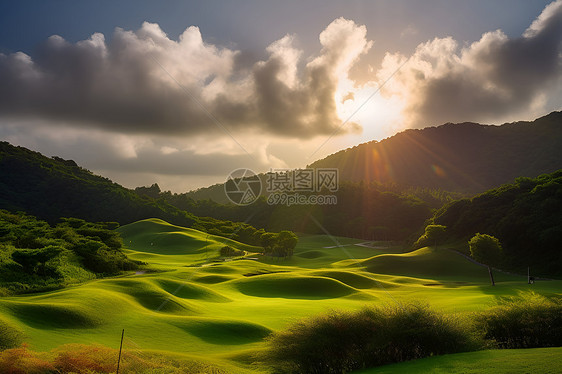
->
0, 141, 196, 226
309, 111, 562, 192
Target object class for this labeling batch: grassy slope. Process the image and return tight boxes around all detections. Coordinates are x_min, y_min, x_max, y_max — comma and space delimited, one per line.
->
0, 218, 560, 372
356, 347, 562, 374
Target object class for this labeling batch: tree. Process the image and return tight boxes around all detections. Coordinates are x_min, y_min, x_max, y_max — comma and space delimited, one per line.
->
275, 231, 298, 258
220, 245, 245, 257
469, 233, 503, 286
260, 232, 277, 253
260, 231, 298, 258
134, 183, 161, 199
414, 225, 447, 248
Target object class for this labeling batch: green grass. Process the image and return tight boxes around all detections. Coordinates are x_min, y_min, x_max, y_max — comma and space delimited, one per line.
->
355, 347, 562, 373
0, 218, 560, 372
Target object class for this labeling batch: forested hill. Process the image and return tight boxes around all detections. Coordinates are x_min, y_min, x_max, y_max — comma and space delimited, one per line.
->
309, 111, 562, 193
0, 141, 196, 226
431, 170, 562, 276
0, 141, 297, 248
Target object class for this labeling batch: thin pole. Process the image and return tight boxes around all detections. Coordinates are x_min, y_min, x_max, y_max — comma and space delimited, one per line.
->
116, 329, 124, 374
488, 266, 495, 286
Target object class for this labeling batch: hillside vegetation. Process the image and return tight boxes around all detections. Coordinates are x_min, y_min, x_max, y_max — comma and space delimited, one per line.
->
0, 140, 441, 242
309, 111, 562, 193
429, 170, 562, 275
0, 141, 196, 227
0, 142, 295, 249
142, 182, 449, 241
0, 210, 140, 294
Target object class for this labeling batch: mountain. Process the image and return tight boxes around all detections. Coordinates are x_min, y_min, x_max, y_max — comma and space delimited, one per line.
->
0, 141, 196, 227
430, 169, 562, 276
0, 141, 297, 248
309, 111, 562, 193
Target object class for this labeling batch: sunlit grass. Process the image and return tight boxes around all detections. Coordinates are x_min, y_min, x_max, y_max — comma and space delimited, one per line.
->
0, 218, 560, 372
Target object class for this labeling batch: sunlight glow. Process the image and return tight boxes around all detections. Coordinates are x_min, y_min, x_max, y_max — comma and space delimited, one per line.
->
335, 77, 406, 143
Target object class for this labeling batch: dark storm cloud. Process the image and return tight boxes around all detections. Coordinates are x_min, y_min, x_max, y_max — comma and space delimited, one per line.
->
0, 19, 369, 138
379, 0, 562, 127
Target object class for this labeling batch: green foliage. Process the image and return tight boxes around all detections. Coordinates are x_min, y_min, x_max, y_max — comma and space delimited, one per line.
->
260, 230, 298, 257
11, 245, 63, 275
433, 170, 562, 275
262, 303, 477, 373
0, 141, 196, 227
0, 140, 436, 244
476, 293, 562, 349
468, 233, 503, 266
135, 183, 162, 199
276, 231, 298, 254
219, 245, 245, 257
0, 141, 285, 250
162, 182, 434, 241
414, 225, 447, 248
0, 210, 141, 294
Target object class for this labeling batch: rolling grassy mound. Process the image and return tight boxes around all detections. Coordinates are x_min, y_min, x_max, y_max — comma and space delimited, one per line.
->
172, 318, 272, 345
234, 274, 357, 299
5, 302, 103, 329
361, 247, 491, 279
155, 279, 231, 302
193, 274, 236, 284
117, 218, 261, 257
309, 270, 378, 289
0, 218, 560, 373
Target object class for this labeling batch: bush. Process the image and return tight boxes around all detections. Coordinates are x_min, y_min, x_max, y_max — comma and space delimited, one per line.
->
1, 210, 140, 293
0, 344, 55, 374
261, 303, 478, 373
0, 343, 230, 373
414, 225, 447, 248
476, 293, 562, 349
219, 245, 245, 257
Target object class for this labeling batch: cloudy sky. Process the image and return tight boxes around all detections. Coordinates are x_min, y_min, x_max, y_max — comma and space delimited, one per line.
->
1, 0, 561, 192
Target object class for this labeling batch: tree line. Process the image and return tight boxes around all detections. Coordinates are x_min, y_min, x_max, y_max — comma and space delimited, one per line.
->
0, 210, 141, 294
415, 170, 562, 276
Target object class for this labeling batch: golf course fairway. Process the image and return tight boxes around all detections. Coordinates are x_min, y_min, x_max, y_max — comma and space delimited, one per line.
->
0, 218, 560, 373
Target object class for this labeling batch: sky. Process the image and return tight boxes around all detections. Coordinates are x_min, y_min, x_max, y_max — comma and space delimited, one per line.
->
1, 0, 561, 192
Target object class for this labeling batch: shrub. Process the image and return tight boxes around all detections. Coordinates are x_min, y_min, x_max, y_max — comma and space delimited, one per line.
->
476, 292, 562, 348
53, 344, 117, 373
261, 303, 478, 374
0, 344, 55, 374
220, 245, 245, 257
0, 343, 230, 373
414, 225, 447, 248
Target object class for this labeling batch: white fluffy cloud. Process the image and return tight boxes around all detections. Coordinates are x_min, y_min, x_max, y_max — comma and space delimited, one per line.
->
378, 0, 562, 127
1, 4, 561, 192
0, 18, 370, 138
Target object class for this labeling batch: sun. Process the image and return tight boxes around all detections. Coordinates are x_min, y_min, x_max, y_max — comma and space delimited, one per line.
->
335, 82, 405, 143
